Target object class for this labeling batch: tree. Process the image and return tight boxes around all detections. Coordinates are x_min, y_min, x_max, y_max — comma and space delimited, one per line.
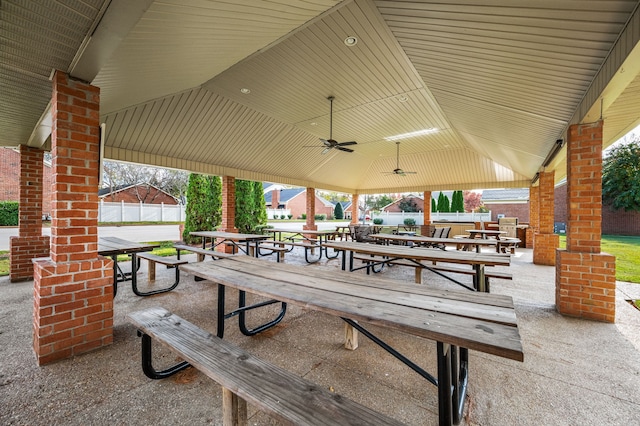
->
102, 161, 189, 203
437, 192, 445, 212
602, 139, 640, 211
334, 202, 344, 219
370, 194, 394, 211
431, 197, 436, 212
252, 181, 268, 226
437, 192, 450, 212
235, 179, 255, 233
182, 174, 222, 243
464, 190, 482, 212
451, 190, 464, 212
398, 197, 419, 212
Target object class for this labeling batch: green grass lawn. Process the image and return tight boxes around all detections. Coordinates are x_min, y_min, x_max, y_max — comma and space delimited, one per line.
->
2, 235, 640, 283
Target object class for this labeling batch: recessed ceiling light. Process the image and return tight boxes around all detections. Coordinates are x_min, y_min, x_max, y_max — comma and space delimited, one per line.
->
397, 95, 408, 103
384, 128, 438, 141
240, 88, 251, 94
344, 36, 358, 46
310, 122, 317, 126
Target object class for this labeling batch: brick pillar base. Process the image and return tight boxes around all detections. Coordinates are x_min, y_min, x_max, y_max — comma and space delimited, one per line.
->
556, 250, 616, 322
533, 233, 558, 265
9, 236, 50, 282
525, 228, 534, 248
420, 225, 434, 237
33, 256, 113, 365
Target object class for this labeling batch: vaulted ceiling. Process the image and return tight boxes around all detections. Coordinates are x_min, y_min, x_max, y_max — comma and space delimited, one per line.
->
2, 0, 640, 194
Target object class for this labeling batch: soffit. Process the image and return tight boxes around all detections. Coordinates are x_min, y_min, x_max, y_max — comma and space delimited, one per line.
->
0, 0, 108, 145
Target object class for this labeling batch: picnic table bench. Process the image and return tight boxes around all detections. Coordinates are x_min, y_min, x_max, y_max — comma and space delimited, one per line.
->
129, 307, 403, 426
135, 252, 188, 295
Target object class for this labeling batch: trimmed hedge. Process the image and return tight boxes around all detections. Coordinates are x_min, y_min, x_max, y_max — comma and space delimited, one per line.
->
0, 201, 19, 226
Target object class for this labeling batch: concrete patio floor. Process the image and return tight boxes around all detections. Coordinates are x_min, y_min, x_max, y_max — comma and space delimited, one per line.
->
1, 246, 640, 425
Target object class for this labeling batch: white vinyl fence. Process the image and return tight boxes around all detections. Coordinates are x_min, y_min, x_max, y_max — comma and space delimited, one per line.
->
98, 201, 186, 222
372, 211, 491, 226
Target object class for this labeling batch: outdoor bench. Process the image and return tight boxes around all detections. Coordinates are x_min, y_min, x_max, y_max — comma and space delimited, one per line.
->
257, 240, 288, 262
128, 307, 403, 426
135, 252, 188, 296
496, 237, 521, 254
174, 244, 233, 262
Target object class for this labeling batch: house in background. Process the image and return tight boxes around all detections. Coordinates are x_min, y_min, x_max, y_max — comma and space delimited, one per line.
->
264, 187, 336, 219
381, 194, 426, 212
98, 184, 179, 205
0, 147, 52, 218
481, 188, 530, 222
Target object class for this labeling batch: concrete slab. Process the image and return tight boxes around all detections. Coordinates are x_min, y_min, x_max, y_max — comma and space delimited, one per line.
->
1, 246, 640, 425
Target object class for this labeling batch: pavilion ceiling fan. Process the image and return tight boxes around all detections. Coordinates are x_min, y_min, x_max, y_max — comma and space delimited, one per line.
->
303, 96, 357, 154
384, 141, 417, 176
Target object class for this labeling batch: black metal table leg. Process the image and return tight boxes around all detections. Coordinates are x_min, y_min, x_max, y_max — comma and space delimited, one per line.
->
437, 342, 454, 426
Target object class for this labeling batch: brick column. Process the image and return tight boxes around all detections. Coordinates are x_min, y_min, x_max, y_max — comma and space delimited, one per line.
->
527, 186, 539, 248
9, 145, 50, 281
220, 176, 238, 253
421, 190, 432, 236
350, 194, 359, 224
557, 121, 615, 322
303, 187, 317, 231
32, 71, 113, 365
533, 170, 558, 265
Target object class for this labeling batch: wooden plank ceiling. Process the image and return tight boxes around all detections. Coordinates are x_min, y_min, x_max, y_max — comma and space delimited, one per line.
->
2, 0, 640, 193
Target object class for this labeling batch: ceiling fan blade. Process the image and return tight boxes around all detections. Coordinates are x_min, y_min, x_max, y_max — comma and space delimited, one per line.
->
336, 146, 354, 153
337, 141, 357, 146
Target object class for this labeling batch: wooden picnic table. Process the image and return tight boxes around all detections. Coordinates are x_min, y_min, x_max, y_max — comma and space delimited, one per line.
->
97, 237, 159, 296
266, 228, 339, 262
190, 230, 269, 257
370, 232, 498, 252
324, 240, 510, 292
179, 256, 523, 426
466, 229, 507, 239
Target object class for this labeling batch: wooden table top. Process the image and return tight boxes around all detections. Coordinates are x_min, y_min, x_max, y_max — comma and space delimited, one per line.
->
97, 237, 158, 256
180, 256, 523, 361
268, 229, 337, 235
466, 229, 506, 236
370, 233, 498, 246
324, 240, 510, 267
190, 231, 269, 241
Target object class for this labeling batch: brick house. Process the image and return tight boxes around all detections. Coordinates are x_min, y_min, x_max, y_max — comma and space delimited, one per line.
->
0, 147, 52, 218
482, 188, 530, 222
98, 184, 179, 205
264, 187, 336, 218
381, 194, 426, 212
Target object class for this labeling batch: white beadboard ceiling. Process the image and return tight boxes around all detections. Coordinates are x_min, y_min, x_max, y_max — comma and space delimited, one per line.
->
2, 0, 640, 194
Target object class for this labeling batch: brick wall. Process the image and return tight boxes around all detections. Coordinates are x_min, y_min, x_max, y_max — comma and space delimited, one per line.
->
555, 181, 640, 236
484, 203, 530, 222
1, 147, 52, 216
